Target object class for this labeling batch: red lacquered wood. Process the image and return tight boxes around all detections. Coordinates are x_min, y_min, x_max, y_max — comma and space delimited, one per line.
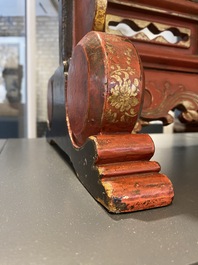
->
141, 69, 198, 124
139, 51, 198, 74
98, 160, 161, 178
66, 31, 144, 147
106, 3, 198, 73
108, 0, 198, 18
101, 172, 174, 213
73, 0, 96, 46
92, 134, 155, 164
73, 0, 107, 47
47, 0, 175, 213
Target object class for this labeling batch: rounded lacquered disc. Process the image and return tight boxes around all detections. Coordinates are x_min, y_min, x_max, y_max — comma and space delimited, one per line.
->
66, 31, 144, 146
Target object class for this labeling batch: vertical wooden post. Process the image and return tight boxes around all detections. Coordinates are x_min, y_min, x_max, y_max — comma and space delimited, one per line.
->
58, 0, 73, 64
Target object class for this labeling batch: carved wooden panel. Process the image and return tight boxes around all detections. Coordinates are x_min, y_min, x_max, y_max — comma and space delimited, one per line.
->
105, 0, 198, 129
141, 70, 198, 124
106, 0, 198, 73
106, 14, 190, 48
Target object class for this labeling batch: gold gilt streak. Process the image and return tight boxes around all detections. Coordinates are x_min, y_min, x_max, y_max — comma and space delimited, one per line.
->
93, 0, 108, 31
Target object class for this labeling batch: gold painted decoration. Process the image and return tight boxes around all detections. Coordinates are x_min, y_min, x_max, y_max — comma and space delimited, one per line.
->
107, 67, 140, 123
93, 0, 108, 31
109, 69, 138, 113
103, 35, 141, 124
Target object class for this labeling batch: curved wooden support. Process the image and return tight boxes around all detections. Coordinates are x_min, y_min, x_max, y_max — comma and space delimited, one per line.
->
47, 32, 174, 213
48, 129, 174, 213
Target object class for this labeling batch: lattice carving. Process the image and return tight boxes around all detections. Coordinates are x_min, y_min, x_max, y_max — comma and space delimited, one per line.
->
106, 14, 190, 48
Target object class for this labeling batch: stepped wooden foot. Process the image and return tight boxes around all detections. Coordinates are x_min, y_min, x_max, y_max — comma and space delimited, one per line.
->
47, 130, 174, 213
93, 134, 174, 213
47, 31, 174, 213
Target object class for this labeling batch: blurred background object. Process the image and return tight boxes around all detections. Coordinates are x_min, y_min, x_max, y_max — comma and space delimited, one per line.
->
0, 0, 59, 138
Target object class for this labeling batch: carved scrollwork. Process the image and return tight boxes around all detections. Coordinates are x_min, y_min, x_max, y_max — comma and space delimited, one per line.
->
141, 74, 198, 126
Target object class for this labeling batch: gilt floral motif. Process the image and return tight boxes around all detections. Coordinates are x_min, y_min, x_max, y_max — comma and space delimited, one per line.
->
108, 76, 139, 112
103, 37, 141, 124
106, 66, 140, 123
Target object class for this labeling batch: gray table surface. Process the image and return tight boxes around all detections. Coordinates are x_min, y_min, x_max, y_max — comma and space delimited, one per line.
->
0, 134, 198, 265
